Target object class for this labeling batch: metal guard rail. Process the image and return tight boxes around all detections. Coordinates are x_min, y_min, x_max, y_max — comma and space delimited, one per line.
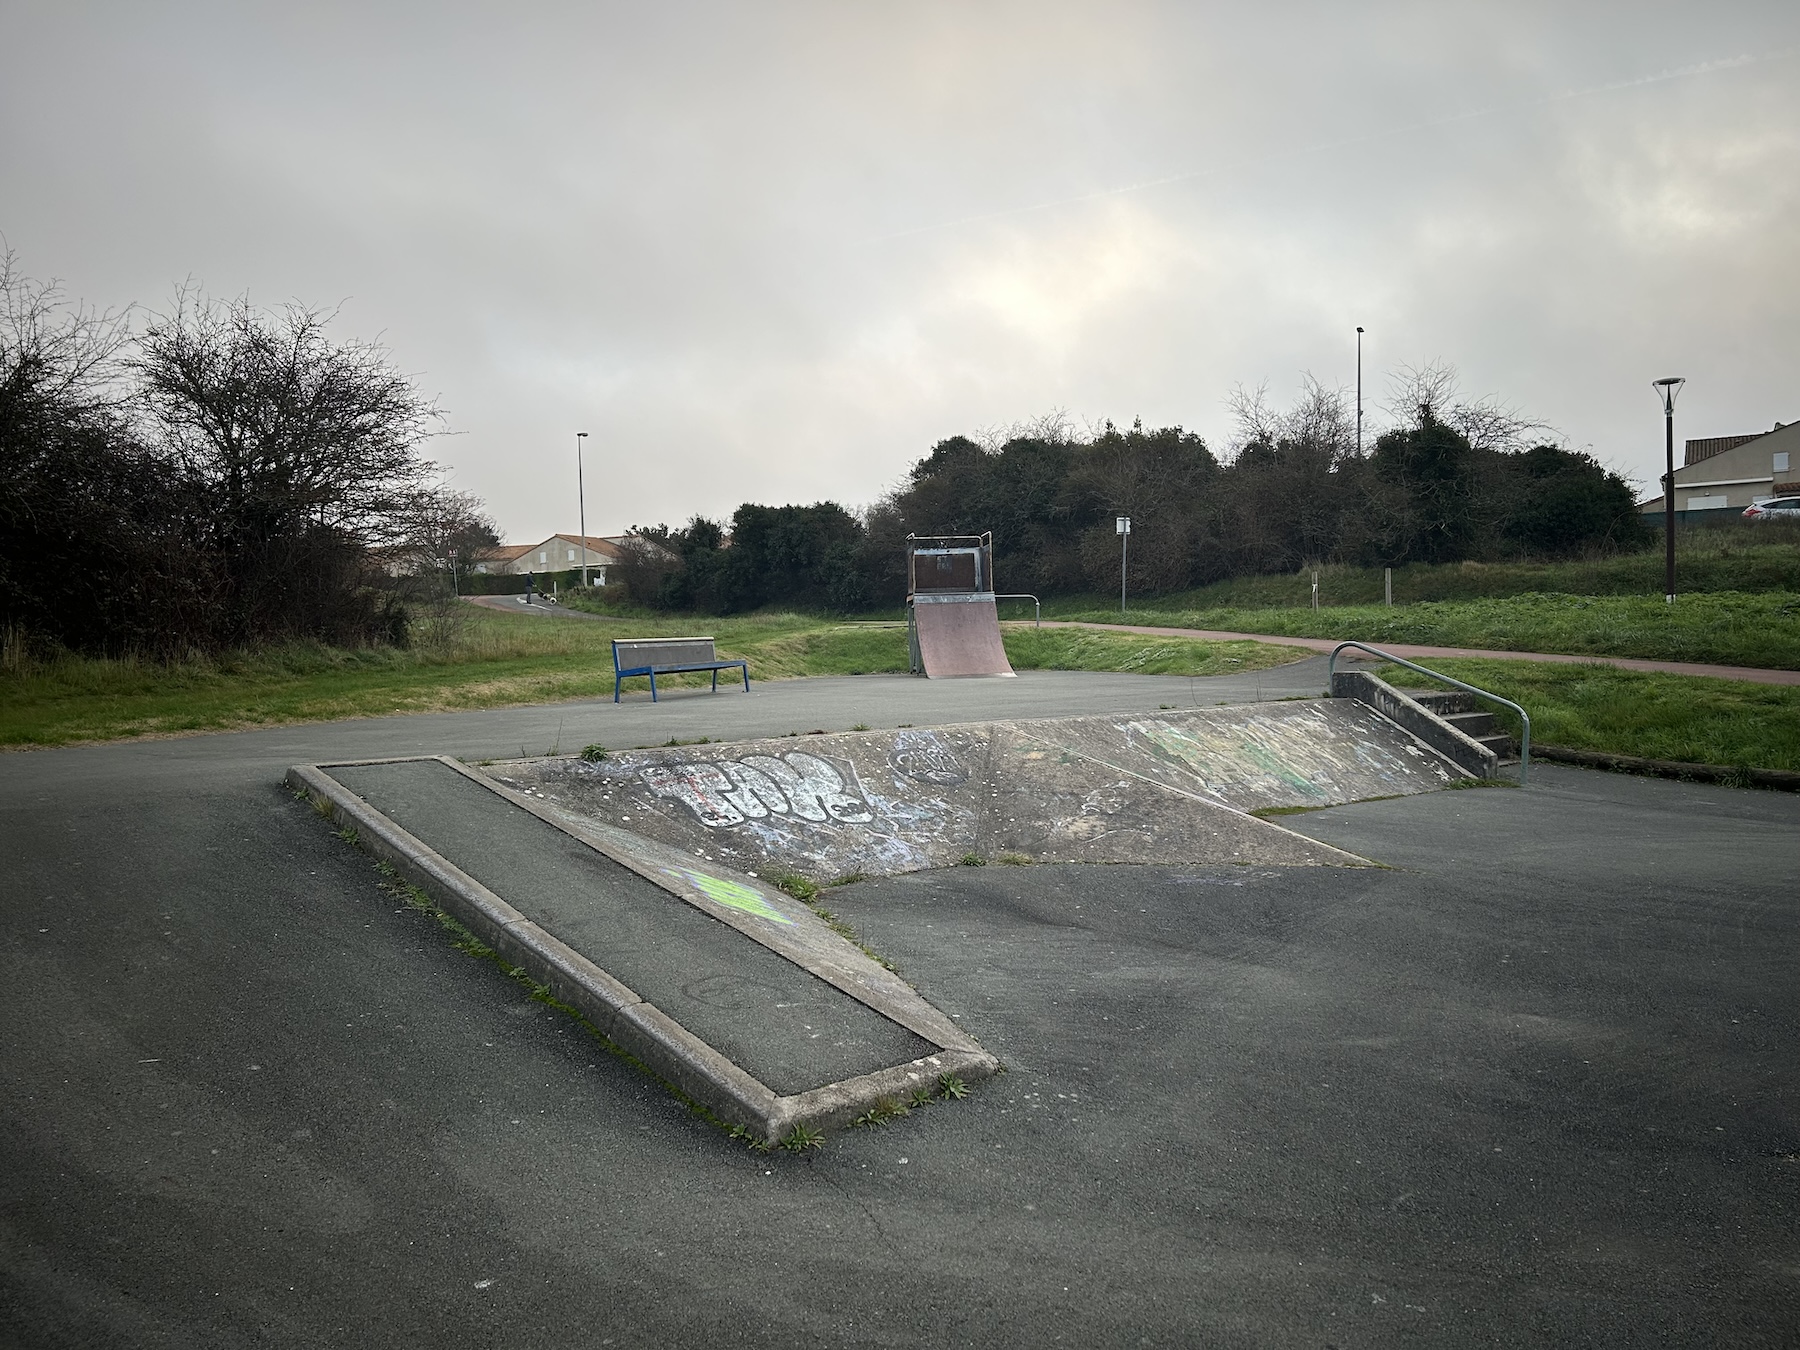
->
1328, 640, 1531, 785
994, 593, 1041, 627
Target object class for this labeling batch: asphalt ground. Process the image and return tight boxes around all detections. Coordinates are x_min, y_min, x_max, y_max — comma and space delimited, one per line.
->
325, 758, 931, 1095
2, 668, 1795, 1347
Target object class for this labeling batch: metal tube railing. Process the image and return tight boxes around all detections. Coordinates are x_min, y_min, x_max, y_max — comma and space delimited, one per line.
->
1328, 640, 1531, 785
994, 593, 1041, 627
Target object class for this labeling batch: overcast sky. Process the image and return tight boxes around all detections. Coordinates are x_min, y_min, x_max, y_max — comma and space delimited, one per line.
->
5, 2, 1797, 542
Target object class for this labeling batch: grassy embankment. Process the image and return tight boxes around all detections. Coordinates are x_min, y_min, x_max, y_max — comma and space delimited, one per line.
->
1053, 591, 1800, 670
1378, 659, 1800, 774
0, 607, 1301, 749
1048, 537, 1800, 772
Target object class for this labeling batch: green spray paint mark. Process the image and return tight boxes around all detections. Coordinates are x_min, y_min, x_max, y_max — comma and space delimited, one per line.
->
662, 866, 795, 925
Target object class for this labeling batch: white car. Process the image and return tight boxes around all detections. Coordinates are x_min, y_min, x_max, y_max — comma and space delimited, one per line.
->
1743, 496, 1800, 521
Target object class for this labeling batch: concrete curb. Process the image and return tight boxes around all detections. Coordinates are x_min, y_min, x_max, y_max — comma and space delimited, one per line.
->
1329, 669, 1499, 779
287, 761, 996, 1144
1533, 745, 1800, 792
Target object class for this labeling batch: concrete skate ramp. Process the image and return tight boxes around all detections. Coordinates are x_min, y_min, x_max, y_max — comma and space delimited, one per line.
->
494, 698, 1464, 881
913, 596, 1014, 678
290, 755, 994, 1142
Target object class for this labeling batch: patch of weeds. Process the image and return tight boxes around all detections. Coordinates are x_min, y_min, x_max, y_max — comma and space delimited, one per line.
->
908, 1087, 935, 1109
780, 1123, 825, 1152
579, 743, 609, 762
850, 1096, 907, 1129
997, 852, 1033, 866
475, 758, 493, 767
1445, 776, 1519, 789
826, 870, 869, 888
334, 824, 361, 845
807, 729, 826, 735
310, 792, 335, 819
936, 1073, 970, 1100
727, 1122, 771, 1151
897, 723, 913, 729
958, 852, 987, 867
1249, 804, 1326, 819
850, 723, 871, 732
1159, 704, 1176, 710
775, 873, 820, 903
807, 900, 896, 973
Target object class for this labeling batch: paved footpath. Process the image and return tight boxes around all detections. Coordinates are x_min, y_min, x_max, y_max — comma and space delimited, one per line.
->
2, 669, 1795, 1346
1049, 620, 1800, 685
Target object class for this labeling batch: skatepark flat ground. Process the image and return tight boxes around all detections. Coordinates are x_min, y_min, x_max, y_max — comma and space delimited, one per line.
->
2, 668, 1795, 1346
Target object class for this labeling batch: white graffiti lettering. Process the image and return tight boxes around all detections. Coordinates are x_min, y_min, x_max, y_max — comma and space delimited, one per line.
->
643, 751, 873, 828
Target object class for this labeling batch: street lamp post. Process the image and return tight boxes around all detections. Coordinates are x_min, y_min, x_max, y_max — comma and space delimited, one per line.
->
1652, 378, 1685, 604
1356, 326, 1364, 456
575, 431, 590, 588
1116, 515, 1131, 615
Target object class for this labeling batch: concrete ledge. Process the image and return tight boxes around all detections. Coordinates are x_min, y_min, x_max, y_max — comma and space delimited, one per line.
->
1534, 744, 1800, 792
1330, 669, 1498, 779
286, 762, 998, 1144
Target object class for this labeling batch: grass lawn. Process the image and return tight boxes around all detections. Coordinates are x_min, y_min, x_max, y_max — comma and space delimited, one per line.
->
1060, 531, 1800, 609
1053, 590, 1800, 669
1379, 659, 1800, 773
0, 607, 1303, 749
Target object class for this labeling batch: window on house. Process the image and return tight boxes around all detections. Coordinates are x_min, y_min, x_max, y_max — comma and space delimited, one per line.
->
1776, 451, 1791, 473
567, 548, 576, 561
538, 550, 547, 563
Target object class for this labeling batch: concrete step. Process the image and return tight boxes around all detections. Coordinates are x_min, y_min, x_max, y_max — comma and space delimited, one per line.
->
1411, 690, 1477, 716
1445, 709, 1499, 738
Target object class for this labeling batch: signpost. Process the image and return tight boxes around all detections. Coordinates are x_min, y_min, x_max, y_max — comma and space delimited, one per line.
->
1116, 516, 1131, 616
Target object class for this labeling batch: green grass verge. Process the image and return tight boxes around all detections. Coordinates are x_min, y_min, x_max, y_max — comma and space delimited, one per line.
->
1379, 659, 1800, 773
1048, 532, 1800, 610
1053, 590, 1800, 669
0, 607, 1303, 749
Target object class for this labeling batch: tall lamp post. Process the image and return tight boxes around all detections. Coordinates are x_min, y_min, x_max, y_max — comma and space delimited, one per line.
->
1652, 378, 1685, 604
1116, 515, 1131, 615
1355, 326, 1365, 456
575, 431, 590, 588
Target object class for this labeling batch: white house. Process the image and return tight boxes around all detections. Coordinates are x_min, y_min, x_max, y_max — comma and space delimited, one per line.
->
473, 534, 630, 583
1638, 420, 1799, 520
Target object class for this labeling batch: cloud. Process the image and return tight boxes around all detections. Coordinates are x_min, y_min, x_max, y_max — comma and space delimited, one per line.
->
3, 1, 1796, 535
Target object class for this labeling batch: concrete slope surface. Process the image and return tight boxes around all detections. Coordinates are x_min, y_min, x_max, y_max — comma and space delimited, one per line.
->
492, 699, 1454, 880
299, 755, 992, 1138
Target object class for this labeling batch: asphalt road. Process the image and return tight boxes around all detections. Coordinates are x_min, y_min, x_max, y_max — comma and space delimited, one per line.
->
2, 669, 1794, 1347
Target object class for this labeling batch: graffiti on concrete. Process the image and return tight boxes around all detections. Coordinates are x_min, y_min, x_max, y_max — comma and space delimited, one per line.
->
642, 751, 874, 830
659, 864, 794, 924
887, 730, 970, 786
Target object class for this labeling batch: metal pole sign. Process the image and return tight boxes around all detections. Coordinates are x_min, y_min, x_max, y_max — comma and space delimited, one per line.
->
1116, 516, 1130, 615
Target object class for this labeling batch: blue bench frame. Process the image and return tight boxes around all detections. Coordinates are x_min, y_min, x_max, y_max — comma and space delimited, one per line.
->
612, 638, 750, 703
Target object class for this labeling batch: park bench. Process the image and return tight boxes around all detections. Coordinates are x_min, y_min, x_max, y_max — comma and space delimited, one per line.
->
612, 636, 750, 703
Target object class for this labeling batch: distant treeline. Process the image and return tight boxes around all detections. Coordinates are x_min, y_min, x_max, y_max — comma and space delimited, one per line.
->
615, 374, 1648, 614
1, 255, 494, 660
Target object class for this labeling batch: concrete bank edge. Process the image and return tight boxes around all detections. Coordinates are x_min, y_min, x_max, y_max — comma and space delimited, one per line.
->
1330, 669, 1500, 779
284, 762, 992, 1143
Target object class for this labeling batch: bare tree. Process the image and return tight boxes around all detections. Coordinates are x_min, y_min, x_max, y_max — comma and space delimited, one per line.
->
1385, 359, 1550, 453
131, 289, 443, 641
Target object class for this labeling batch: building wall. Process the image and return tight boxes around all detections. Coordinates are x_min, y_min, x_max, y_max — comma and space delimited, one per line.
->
1638, 421, 1799, 516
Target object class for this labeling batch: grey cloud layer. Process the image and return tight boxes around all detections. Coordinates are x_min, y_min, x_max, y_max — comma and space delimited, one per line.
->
4, 1, 1796, 539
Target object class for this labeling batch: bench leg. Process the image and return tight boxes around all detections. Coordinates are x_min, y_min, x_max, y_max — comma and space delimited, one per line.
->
614, 673, 622, 704
711, 668, 719, 692
741, 663, 749, 693
650, 671, 658, 703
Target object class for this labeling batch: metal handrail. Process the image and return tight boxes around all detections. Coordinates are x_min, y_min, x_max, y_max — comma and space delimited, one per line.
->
1328, 640, 1531, 785
994, 593, 1041, 627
